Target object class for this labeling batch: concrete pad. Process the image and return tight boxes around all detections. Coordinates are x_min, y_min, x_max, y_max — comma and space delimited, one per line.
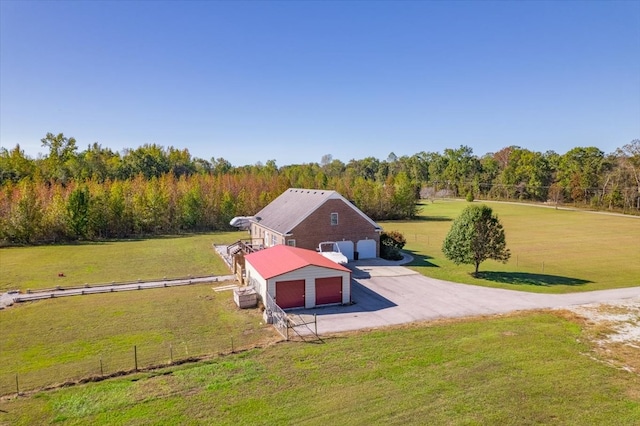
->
294, 268, 640, 336
349, 265, 419, 278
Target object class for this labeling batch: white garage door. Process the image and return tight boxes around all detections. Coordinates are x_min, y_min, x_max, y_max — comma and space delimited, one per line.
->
357, 239, 376, 259
336, 240, 354, 260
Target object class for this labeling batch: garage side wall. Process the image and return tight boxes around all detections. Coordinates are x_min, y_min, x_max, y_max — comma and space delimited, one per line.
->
290, 199, 380, 256
266, 265, 351, 308
245, 261, 268, 302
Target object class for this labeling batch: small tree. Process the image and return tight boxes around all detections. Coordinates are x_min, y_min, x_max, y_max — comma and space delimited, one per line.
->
442, 205, 510, 276
465, 191, 474, 202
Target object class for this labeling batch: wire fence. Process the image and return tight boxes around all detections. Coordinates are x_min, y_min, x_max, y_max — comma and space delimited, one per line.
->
405, 233, 586, 278
0, 333, 262, 397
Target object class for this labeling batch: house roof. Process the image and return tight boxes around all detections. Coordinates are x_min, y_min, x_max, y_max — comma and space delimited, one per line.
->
245, 245, 351, 279
253, 188, 381, 235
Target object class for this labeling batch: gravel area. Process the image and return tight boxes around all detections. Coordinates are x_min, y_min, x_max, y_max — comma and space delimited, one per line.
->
568, 297, 640, 346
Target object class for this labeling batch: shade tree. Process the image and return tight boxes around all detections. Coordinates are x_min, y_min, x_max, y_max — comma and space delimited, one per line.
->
442, 205, 510, 276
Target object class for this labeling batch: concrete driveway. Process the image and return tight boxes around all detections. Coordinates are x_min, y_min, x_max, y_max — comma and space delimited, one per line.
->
294, 261, 640, 335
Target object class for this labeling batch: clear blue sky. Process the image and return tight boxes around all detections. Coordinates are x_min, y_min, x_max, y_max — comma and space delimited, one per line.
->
1, 1, 639, 166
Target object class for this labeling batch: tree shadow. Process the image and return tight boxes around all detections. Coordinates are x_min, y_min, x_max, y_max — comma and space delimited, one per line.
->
404, 250, 439, 268
476, 271, 591, 287
8, 232, 224, 248
411, 216, 453, 222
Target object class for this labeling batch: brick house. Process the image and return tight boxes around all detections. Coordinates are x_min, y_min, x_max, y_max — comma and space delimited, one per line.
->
249, 188, 382, 260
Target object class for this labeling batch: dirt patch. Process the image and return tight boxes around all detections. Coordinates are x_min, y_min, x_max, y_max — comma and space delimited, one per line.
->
567, 297, 640, 373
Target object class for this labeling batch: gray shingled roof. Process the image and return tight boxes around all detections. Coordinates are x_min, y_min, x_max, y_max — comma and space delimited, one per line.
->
254, 188, 380, 235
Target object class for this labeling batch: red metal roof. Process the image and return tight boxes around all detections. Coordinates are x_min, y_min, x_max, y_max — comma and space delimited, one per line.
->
244, 245, 351, 279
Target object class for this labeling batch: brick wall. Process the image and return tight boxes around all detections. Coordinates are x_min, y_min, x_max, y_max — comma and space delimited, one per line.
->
290, 199, 380, 256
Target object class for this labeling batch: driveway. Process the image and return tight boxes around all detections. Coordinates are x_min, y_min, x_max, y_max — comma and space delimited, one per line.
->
294, 260, 640, 335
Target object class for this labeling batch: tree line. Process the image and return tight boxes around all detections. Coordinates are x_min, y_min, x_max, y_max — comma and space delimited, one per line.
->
1, 133, 638, 244
0, 134, 418, 243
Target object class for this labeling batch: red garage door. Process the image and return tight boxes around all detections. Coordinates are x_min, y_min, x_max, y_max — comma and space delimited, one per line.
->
275, 279, 305, 309
315, 277, 342, 305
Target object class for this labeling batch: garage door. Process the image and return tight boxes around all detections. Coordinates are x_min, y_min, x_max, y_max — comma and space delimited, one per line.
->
275, 279, 305, 309
357, 239, 376, 259
336, 240, 354, 260
315, 277, 342, 305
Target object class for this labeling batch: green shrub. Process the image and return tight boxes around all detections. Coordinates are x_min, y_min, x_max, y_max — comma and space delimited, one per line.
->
380, 230, 406, 260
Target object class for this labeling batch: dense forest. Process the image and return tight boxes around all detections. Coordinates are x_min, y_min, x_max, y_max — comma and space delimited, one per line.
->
1, 132, 638, 244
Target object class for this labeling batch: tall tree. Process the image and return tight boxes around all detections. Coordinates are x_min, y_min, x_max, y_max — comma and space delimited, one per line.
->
498, 147, 551, 200
442, 145, 480, 196
0, 144, 37, 184
66, 186, 91, 239
40, 132, 78, 183
557, 147, 605, 204
122, 144, 171, 179
5, 180, 43, 243
442, 205, 510, 276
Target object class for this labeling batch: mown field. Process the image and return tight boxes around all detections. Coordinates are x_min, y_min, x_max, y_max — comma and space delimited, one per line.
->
1, 201, 640, 423
2, 201, 639, 295
2, 312, 640, 425
382, 200, 640, 293
0, 232, 244, 292
0, 283, 282, 397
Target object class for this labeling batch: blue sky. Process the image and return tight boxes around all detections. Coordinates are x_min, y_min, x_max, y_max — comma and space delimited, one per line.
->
1, 1, 639, 166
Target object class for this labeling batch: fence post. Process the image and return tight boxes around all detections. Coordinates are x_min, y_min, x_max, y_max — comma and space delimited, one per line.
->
314, 314, 317, 336
15, 373, 19, 396
170, 344, 173, 364
134, 345, 138, 371
542, 261, 545, 273
231, 337, 234, 353
100, 357, 104, 376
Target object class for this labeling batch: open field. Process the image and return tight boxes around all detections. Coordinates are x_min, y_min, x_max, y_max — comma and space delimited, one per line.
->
381, 200, 640, 293
0, 283, 282, 396
2, 201, 640, 423
0, 232, 245, 292
2, 312, 640, 425
2, 201, 638, 295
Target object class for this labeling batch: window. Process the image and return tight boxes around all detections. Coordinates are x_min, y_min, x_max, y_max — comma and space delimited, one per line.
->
330, 212, 339, 226
287, 239, 296, 247
271, 234, 277, 246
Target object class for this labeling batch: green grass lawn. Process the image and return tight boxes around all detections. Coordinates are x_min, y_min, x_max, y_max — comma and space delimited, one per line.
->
2, 202, 638, 294
0, 231, 246, 292
0, 283, 281, 396
382, 200, 640, 293
2, 312, 639, 425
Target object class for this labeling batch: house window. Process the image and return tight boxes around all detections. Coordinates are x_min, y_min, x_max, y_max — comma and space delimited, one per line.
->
330, 212, 339, 226
271, 234, 277, 246
287, 239, 296, 247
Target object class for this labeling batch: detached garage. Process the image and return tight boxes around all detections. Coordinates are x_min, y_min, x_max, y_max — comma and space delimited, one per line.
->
245, 245, 351, 309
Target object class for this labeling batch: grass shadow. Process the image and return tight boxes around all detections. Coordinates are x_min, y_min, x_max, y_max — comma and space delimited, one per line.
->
411, 216, 453, 222
404, 249, 439, 268
476, 271, 591, 287
1, 232, 230, 249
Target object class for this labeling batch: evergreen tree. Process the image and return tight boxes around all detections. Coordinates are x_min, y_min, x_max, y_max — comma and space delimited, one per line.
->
66, 186, 91, 239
